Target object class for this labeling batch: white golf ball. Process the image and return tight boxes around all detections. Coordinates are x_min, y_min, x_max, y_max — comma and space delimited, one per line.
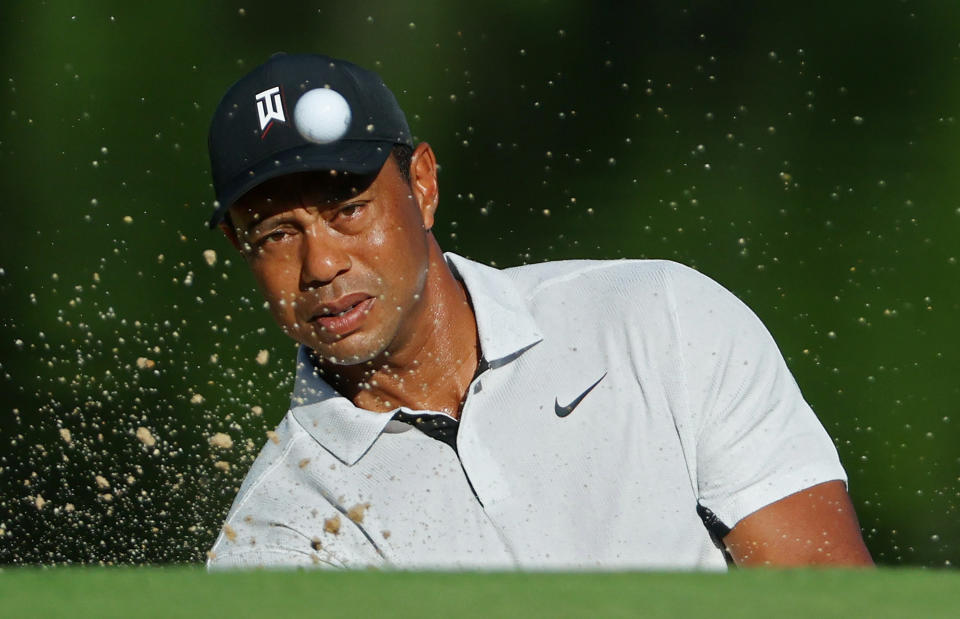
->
293, 88, 352, 144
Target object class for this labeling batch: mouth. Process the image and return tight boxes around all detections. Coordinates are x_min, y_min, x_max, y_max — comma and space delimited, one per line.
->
308, 294, 375, 337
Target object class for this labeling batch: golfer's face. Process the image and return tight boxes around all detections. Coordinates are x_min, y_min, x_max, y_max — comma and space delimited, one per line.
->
228, 157, 431, 365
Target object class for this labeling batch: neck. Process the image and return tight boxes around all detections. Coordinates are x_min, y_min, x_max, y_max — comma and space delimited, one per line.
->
319, 241, 480, 418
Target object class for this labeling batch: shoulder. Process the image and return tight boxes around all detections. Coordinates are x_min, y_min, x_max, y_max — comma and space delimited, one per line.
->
223, 413, 309, 511
504, 258, 736, 325
502, 257, 703, 299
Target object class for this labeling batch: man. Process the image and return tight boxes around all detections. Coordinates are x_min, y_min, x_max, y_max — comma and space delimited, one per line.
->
204, 53, 873, 570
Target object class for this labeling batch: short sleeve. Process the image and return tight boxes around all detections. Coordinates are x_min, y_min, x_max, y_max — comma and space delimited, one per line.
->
666, 264, 847, 530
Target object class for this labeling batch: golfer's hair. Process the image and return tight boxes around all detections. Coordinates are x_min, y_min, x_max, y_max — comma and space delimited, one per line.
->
392, 143, 413, 187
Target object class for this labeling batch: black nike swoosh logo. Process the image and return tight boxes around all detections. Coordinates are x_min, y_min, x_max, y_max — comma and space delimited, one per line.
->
554, 372, 607, 417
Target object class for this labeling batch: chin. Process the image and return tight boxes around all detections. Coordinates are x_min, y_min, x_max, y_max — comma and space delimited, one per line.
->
323, 351, 380, 366
309, 336, 388, 367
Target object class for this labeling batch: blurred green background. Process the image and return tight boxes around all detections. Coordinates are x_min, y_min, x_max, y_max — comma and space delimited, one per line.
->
0, 1, 957, 566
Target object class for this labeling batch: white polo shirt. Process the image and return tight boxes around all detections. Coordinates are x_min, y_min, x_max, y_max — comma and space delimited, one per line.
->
207, 253, 846, 570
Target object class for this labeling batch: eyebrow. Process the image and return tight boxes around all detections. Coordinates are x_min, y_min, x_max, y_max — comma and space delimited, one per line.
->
240, 190, 373, 236
243, 215, 265, 236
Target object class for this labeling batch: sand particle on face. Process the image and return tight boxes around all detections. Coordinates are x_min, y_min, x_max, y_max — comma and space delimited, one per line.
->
256, 349, 269, 365
95, 475, 110, 489
59, 428, 72, 444
136, 357, 155, 370
203, 249, 217, 266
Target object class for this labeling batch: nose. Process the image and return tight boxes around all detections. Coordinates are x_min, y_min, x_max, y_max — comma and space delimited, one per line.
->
299, 222, 351, 289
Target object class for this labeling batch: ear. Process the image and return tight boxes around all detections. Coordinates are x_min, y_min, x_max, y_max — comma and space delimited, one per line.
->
409, 142, 439, 230
219, 220, 245, 253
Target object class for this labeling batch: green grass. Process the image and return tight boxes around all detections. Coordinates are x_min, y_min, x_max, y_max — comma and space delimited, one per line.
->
1, 567, 957, 618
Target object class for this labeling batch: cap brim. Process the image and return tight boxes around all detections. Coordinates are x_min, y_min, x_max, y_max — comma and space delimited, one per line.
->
208, 140, 393, 228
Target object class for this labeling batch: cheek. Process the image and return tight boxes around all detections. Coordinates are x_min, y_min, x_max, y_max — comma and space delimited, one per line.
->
368, 225, 426, 290
381, 208, 430, 265
251, 262, 300, 319
364, 227, 388, 252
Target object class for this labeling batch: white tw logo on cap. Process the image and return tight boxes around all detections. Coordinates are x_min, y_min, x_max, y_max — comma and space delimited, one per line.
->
255, 86, 286, 137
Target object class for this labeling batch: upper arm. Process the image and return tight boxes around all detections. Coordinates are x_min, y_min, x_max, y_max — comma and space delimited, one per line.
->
723, 480, 873, 566
665, 264, 865, 566
668, 265, 848, 526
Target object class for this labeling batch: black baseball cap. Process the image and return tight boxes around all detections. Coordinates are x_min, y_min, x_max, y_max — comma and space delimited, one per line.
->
207, 53, 412, 228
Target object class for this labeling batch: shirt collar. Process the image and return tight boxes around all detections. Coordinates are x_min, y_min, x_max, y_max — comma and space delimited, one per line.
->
443, 252, 542, 365
289, 252, 542, 465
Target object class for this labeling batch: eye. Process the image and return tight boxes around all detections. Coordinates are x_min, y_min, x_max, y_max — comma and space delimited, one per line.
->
254, 228, 293, 247
335, 201, 368, 220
